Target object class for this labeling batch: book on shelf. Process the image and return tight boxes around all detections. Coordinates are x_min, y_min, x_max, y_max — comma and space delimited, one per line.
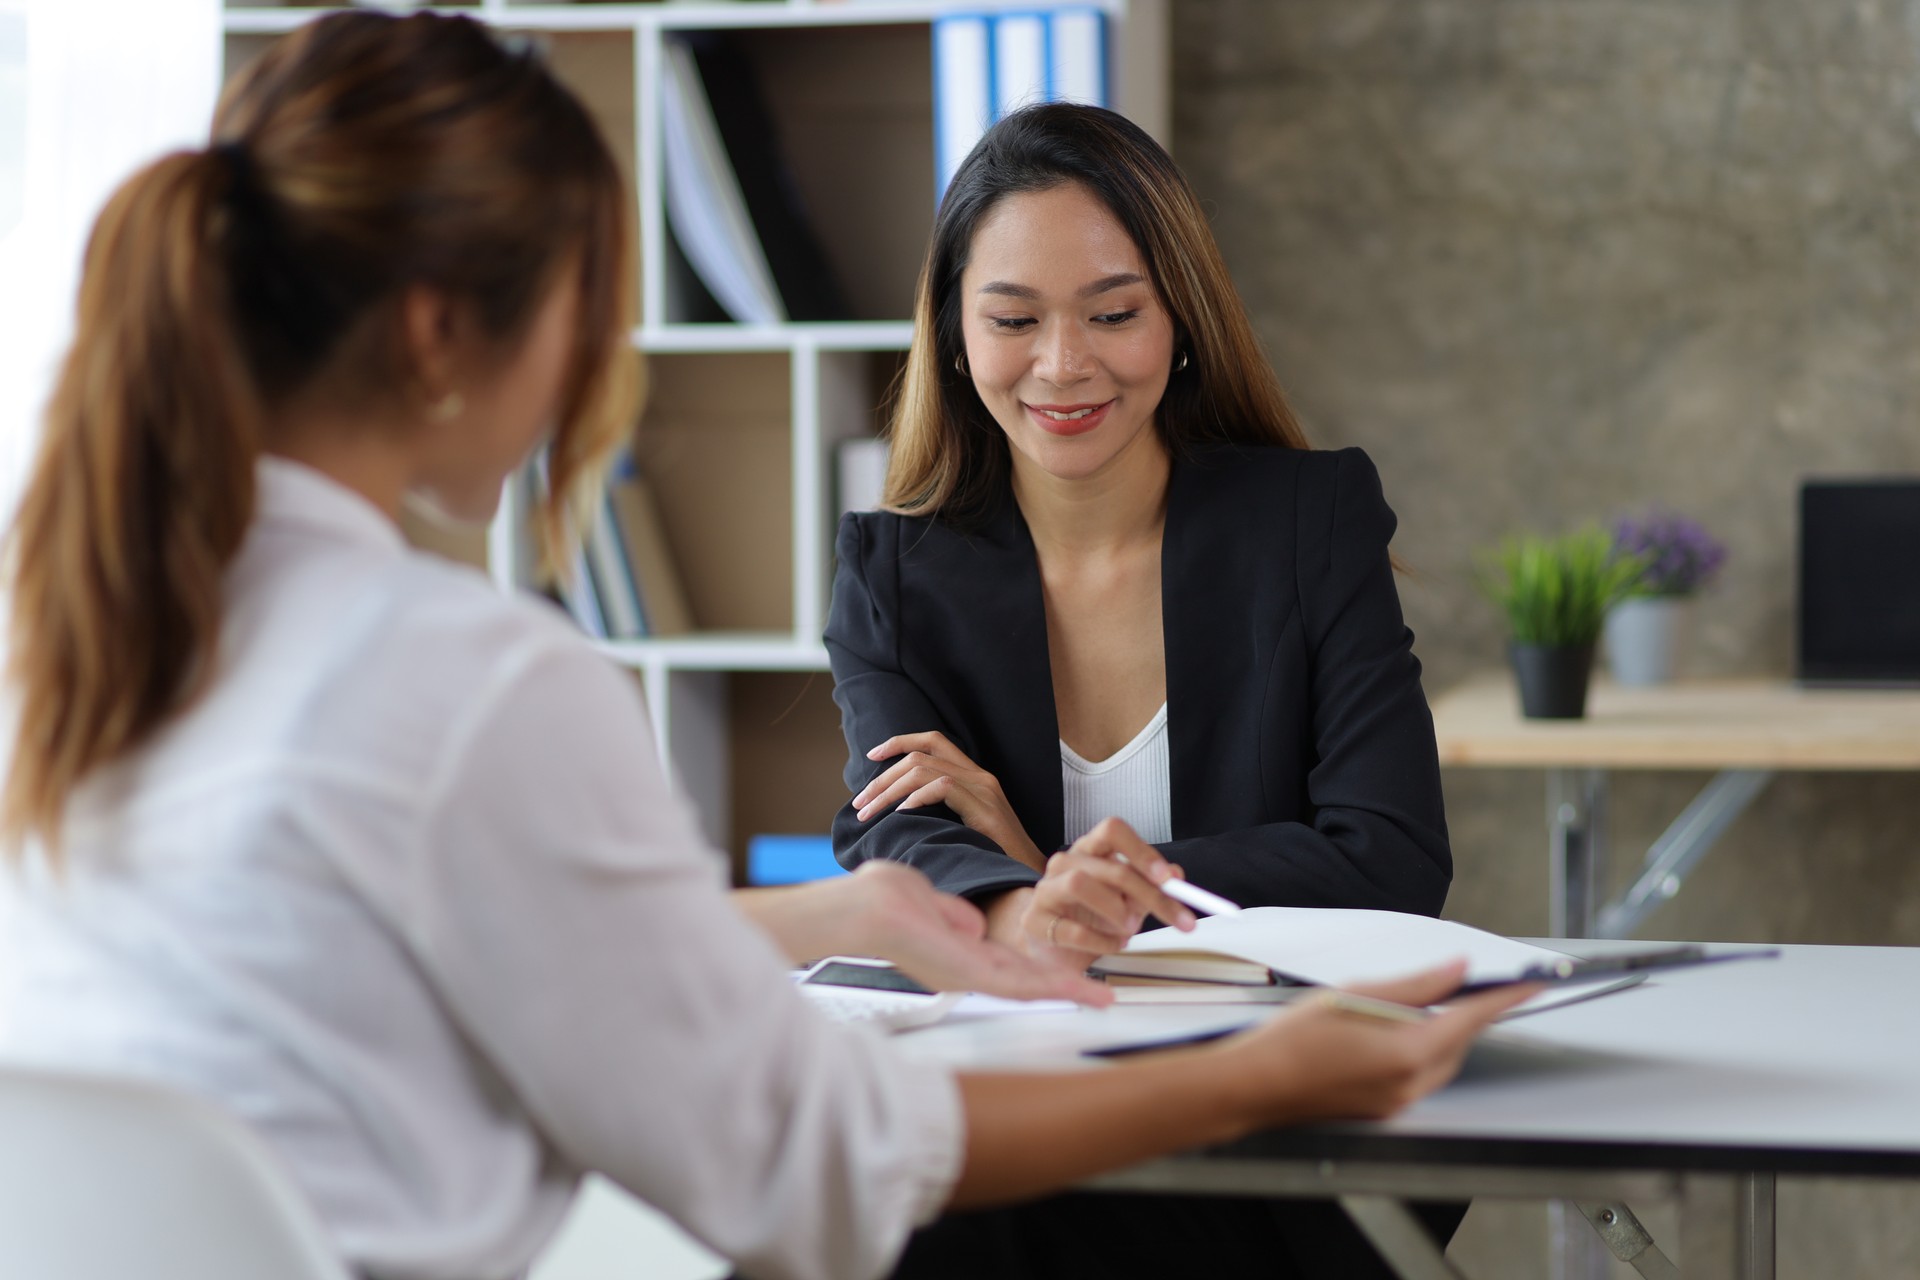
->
529, 451, 694, 642
555, 540, 609, 641
1091, 907, 1634, 1017
584, 489, 646, 640
934, 8, 1108, 198
660, 33, 851, 325
528, 448, 608, 639
606, 455, 696, 637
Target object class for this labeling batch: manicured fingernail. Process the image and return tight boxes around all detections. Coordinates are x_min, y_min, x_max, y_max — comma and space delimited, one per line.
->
856, 806, 873, 821
866, 747, 883, 759
898, 801, 917, 811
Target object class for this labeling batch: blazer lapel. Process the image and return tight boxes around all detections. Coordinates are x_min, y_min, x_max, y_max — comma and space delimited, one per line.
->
925, 495, 1065, 855
991, 500, 1067, 855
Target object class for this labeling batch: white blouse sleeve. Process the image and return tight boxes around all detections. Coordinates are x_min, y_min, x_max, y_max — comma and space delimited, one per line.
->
405, 636, 963, 1280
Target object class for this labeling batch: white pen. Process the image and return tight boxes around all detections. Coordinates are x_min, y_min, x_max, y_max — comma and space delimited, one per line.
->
1112, 853, 1243, 917
1160, 876, 1243, 918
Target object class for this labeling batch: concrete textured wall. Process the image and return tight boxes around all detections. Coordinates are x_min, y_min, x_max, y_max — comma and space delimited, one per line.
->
1173, 2, 1920, 1275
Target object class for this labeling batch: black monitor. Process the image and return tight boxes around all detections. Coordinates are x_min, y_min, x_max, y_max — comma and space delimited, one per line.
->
1798, 480, 1920, 685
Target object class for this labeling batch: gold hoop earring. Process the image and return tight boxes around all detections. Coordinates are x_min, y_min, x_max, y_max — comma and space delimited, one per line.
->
1174, 350, 1190, 373
427, 390, 465, 423
953, 353, 970, 378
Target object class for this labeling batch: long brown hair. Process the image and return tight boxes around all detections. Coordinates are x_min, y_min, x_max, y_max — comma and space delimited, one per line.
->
2, 12, 638, 856
884, 102, 1308, 522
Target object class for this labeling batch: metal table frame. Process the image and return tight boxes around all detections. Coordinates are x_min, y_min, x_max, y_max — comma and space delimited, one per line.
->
1546, 767, 1775, 940
1055, 940, 1920, 1280
1085, 1149, 1779, 1280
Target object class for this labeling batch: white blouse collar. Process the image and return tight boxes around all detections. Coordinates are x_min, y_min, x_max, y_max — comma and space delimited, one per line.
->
255, 454, 407, 554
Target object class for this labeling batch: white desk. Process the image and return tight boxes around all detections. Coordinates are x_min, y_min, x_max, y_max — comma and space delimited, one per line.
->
899, 941, 1920, 1280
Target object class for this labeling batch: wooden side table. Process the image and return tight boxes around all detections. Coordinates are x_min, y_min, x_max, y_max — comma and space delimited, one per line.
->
1429, 675, 1920, 938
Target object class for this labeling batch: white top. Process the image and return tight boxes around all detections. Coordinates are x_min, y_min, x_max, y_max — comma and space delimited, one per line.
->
1060, 704, 1172, 846
0, 458, 961, 1280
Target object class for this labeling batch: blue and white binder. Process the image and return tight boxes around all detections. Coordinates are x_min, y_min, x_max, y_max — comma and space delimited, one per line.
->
934, 8, 1109, 200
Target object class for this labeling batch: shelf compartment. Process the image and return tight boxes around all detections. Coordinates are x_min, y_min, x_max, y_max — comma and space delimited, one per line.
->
632, 350, 792, 635
728, 670, 850, 881
509, 29, 643, 309
804, 347, 904, 635
651, 21, 932, 327
652, 667, 849, 880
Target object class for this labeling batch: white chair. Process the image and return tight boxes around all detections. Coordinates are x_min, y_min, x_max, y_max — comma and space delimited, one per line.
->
0, 1066, 350, 1280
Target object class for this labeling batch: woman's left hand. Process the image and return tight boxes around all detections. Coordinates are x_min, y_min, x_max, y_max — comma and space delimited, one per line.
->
854, 731, 1047, 872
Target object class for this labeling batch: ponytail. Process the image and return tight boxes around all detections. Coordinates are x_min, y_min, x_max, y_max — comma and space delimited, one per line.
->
2, 147, 261, 858
1, 12, 636, 862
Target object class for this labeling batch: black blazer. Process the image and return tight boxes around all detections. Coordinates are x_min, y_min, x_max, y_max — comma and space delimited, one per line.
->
824, 444, 1451, 917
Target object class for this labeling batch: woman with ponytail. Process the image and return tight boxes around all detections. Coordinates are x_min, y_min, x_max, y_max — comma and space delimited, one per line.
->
0, 15, 1526, 1280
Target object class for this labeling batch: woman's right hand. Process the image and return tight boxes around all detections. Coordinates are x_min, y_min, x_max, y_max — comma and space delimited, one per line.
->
1020, 817, 1199, 958
1213, 963, 1539, 1125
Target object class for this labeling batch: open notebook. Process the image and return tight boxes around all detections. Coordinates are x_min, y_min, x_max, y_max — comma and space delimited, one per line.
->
1094, 907, 1639, 1016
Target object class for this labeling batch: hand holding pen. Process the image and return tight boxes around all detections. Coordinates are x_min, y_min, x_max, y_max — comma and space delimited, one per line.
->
1024, 817, 1202, 957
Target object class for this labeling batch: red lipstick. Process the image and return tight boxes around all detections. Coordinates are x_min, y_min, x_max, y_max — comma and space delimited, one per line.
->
1024, 400, 1112, 436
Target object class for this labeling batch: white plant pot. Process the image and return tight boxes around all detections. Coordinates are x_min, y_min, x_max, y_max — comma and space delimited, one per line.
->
1604, 596, 1694, 686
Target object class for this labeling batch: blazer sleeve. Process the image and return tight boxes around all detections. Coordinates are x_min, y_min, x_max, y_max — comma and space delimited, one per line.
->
1160, 448, 1452, 917
824, 514, 1043, 902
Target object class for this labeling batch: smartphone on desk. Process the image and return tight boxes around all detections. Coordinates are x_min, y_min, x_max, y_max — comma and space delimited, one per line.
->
794, 957, 962, 1032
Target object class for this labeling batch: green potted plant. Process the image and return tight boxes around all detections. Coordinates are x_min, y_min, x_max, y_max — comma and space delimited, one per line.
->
1479, 528, 1648, 719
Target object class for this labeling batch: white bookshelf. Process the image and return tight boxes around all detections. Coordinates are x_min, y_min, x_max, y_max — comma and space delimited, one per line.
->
223, 0, 1171, 871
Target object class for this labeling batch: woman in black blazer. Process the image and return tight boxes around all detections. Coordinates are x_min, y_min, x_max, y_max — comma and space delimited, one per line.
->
827, 105, 1449, 952
829, 440, 1449, 916
825, 103, 1461, 1280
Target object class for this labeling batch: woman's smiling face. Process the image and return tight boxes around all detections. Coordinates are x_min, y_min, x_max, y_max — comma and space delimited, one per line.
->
958, 182, 1177, 483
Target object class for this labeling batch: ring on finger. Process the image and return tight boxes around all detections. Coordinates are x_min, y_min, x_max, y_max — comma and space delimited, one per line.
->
1047, 914, 1062, 947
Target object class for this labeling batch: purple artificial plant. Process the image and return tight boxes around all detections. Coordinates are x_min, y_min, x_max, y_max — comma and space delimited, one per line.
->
1611, 507, 1728, 597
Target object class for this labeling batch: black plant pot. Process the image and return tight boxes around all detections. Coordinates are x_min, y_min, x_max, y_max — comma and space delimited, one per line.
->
1509, 642, 1596, 719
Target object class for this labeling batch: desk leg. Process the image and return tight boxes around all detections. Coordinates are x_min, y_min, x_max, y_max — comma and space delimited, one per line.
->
1548, 769, 1609, 939
1738, 1173, 1777, 1280
1546, 770, 1611, 1280
1681, 1173, 1776, 1280
1549, 1198, 1613, 1280
1338, 1196, 1468, 1280
1595, 771, 1774, 939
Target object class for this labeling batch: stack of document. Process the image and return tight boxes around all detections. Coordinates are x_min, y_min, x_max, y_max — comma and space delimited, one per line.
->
660, 38, 785, 325
1095, 908, 1630, 1017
